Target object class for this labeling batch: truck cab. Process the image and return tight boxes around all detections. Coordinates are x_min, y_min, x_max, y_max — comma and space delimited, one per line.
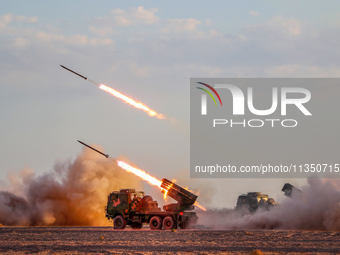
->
107, 189, 143, 217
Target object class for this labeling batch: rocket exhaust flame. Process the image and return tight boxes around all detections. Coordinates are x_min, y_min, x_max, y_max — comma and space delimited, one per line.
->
99, 84, 165, 119
194, 202, 206, 211
60, 65, 166, 119
116, 160, 162, 188
117, 161, 206, 210
77, 140, 206, 210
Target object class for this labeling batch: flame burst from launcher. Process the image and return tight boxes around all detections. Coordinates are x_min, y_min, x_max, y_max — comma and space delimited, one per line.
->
163, 183, 173, 200
117, 161, 162, 187
117, 160, 206, 211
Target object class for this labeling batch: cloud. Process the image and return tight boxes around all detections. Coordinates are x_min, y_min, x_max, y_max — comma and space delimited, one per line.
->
2, 8, 340, 89
205, 19, 213, 26
88, 38, 113, 46
111, 8, 125, 15
240, 16, 305, 54
0, 14, 114, 50
15, 15, 38, 23
34, 31, 114, 46
264, 65, 340, 77
161, 18, 203, 33
121, 10, 340, 78
133, 6, 159, 24
109, 6, 160, 26
0, 13, 38, 28
0, 13, 13, 28
249, 10, 259, 16
13, 37, 30, 48
244, 15, 303, 38
268, 16, 302, 35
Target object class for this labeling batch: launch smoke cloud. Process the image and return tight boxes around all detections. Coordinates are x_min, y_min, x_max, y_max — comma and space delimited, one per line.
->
0, 146, 142, 226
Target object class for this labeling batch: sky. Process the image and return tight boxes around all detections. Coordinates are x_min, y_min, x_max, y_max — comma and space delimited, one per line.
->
1, 0, 340, 208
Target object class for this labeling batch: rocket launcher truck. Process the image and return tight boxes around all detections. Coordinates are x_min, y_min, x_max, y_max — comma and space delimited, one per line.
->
106, 178, 198, 230
77, 140, 198, 229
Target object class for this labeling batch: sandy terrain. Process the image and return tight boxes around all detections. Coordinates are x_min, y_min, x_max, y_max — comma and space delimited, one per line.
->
0, 226, 340, 254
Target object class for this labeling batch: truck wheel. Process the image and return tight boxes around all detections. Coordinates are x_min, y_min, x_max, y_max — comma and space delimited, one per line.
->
163, 216, 175, 230
131, 223, 143, 229
149, 216, 162, 230
113, 215, 126, 229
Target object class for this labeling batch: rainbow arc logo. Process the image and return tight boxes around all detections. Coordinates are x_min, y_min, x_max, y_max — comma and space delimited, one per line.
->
196, 82, 222, 106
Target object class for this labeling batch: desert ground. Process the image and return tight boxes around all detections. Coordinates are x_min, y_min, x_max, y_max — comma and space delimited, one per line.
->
0, 226, 340, 254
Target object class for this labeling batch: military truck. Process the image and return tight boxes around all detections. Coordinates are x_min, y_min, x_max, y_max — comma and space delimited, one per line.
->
105, 178, 198, 230
235, 192, 276, 213
234, 183, 302, 213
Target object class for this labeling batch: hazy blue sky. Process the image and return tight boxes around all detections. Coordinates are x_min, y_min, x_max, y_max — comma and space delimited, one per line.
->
1, 1, 340, 207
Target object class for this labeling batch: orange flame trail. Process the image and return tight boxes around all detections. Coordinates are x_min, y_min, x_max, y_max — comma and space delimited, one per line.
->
194, 202, 206, 211
116, 160, 206, 211
60, 66, 165, 119
117, 160, 162, 187
99, 84, 166, 119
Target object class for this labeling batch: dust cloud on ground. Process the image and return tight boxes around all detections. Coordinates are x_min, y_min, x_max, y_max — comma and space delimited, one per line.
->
197, 178, 340, 231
